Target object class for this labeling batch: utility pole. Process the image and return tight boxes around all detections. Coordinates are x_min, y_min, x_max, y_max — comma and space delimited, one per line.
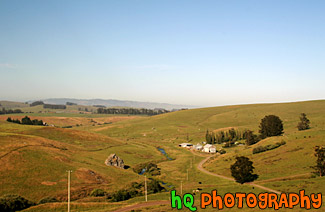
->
145, 175, 147, 202
66, 170, 72, 212
187, 169, 189, 181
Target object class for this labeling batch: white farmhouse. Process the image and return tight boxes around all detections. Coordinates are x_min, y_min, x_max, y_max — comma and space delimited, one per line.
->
203, 144, 216, 153
179, 143, 193, 148
193, 144, 203, 151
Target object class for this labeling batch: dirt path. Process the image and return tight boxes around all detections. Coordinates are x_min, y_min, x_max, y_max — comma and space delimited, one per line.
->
110, 150, 284, 212
196, 154, 281, 194
112, 200, 169, 212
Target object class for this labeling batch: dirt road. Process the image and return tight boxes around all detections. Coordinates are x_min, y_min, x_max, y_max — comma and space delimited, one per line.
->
196, 154, 281, 194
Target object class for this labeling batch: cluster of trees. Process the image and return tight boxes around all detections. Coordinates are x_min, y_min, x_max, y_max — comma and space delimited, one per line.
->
111, 179, 164, 202
205, 128, 247, 144
30, 101, 44, 106
228, 113, 319, 184
133, 162, 161, 176
66, 102, 77, 106
43, 104, 66, 109
0, 108, 23, 115
0, 195, 35, 212
7, 116, 44, 126
205, 128, 261, 147
97, 108, 170, 116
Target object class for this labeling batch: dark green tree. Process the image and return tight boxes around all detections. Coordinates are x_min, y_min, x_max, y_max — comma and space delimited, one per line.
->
312, 146, 325, 177
230, 156, 258, 184
148, 179, 164, 193
297, 113, 310, 131
0, 195, 34, 212
245, 130, 258, 146
21, 116, 33, 125
259, 115, 284, 138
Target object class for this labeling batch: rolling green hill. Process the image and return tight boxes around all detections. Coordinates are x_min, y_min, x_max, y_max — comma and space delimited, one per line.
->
0, 100, 324, 211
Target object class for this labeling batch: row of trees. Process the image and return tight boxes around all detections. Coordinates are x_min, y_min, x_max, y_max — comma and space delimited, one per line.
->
7, 116, 44, 126
214, 113, 308, 148
111, 179, 164, 202
30, 101, 44, 106
97, 108, 170, 116
0, 108, 23, 115
43, 104, 66, 109
205, 128, 247, 144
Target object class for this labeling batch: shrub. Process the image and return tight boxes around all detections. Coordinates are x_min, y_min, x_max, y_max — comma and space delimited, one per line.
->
0, 195, 35, 212
218, 149, 226, 154
90, 189, 106, 197
38, 197, 58, 204
133, 162, 160, 176
111, 190, 133, 202
252, 141, 286, 154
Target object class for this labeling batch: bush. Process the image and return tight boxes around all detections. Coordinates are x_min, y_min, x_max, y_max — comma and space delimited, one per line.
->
218, 149, 226, 154
38, 197, 58, 204
0, 195, 35, 212
111, 179, 164, 202
252, 141, 286, 154
133, 162, 160, 176
111, 190, 134, 202
90, 189, 106, 197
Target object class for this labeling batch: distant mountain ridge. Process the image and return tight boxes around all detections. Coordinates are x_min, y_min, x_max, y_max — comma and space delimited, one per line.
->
30, 98, 195, 110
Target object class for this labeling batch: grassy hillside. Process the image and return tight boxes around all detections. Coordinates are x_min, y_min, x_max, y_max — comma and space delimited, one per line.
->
1, 100, 324, 211
0, 120, 165, 203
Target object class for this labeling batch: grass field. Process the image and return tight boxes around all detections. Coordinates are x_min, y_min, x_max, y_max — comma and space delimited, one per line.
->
0, 100, 324, 211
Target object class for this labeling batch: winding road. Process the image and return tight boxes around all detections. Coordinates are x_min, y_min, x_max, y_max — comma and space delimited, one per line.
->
111, 150, 284, 211
197, 154, 281, 194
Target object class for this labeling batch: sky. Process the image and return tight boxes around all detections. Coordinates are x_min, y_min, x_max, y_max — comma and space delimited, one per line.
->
0, 0, 324, 107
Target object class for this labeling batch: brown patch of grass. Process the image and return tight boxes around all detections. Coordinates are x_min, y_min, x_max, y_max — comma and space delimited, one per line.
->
75, 168, 109, 185
41, 181, 57, 186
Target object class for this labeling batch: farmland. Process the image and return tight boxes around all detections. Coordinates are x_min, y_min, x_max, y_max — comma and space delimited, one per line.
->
0, 100, 324, 211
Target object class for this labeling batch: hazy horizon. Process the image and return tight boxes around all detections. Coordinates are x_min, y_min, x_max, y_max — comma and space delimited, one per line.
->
1, 97, 324, 109
1, 0, 324, 106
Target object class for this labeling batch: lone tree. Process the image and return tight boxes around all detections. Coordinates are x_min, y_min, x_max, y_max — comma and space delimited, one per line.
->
259, 115, 284, 138
297, 113, 310, 131
312, 146, 325, 177
230, 156, 258, 184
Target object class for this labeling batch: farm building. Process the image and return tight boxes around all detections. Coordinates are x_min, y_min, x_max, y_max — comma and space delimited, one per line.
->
193, 144, 203, 151
203, 144, 216, 153
179, 143, 193, 148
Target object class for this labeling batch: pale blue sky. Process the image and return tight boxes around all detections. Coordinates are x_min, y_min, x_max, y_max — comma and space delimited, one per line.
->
0, 0, 324, 106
